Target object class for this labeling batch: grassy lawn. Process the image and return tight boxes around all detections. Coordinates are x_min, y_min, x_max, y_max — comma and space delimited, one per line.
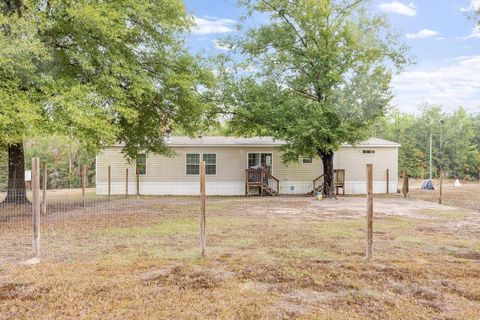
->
1, 194, 479, 319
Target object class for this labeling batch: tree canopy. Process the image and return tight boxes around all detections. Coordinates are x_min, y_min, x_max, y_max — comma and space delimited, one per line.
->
0, 0, 214, 157
374, 106, 480, 180
219, 0, 407, 195
0, 0, 215, 201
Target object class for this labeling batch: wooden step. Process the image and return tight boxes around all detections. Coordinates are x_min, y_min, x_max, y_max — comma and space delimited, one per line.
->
262, 185, 278, 196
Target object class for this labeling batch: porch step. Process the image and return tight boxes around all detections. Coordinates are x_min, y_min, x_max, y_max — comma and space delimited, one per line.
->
262, 186, 278, 196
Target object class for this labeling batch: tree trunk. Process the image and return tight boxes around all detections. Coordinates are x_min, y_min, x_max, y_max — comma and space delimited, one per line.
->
318, 149, 335, 197
4, 143, 28, 204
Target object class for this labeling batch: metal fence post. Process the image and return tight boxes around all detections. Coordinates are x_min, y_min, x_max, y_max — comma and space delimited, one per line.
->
41, 162, 47, 215
108, 165, 111, 201
82, 165, 87, 207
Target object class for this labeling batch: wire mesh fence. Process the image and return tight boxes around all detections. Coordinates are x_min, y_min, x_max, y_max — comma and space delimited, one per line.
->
8, 159, 475, 267
1, 185, 329, 264
0, 190, 33, 262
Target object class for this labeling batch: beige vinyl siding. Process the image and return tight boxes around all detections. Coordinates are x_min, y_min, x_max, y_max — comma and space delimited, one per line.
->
96, 148, 136, 184
96, 146, 323, 184
269, 150, 323, 181
335, 147, 398, 181
96, 144, 398, 194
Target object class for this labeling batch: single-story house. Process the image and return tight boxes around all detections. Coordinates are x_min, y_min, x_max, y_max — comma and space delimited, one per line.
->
95, 136, 400, 196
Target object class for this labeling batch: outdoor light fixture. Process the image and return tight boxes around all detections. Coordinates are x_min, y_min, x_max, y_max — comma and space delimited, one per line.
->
165, 129, 172, 144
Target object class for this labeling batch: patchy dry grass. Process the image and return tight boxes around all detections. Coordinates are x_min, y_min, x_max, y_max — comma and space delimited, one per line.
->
409, 179, 480, 211
1, 194, 480, 319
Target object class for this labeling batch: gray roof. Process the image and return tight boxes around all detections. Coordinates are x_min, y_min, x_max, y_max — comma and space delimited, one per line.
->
165, 136, 400, 148
343, 137, 401, 148
168, 136, 284, 146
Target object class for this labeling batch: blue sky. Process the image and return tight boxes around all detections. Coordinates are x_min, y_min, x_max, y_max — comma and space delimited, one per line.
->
184, 0, 480, 114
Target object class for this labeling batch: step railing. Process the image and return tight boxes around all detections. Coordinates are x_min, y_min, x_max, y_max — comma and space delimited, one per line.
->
246, 168, 279, 194
312, 174, 324, 194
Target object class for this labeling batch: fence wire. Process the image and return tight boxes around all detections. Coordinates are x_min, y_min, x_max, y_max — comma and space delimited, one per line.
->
2, 187, 335, 264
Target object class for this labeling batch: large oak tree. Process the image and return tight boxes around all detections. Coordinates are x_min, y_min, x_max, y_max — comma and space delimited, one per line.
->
0, 0, 213, 202
220, 0, 407, 196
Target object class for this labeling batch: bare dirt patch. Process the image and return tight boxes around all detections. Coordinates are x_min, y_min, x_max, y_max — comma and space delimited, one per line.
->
1, 193, 480, 319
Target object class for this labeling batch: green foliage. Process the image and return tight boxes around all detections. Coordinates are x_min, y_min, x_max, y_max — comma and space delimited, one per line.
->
0, 150, 6, 190
375, 106, 480, 179
0, 0, 214, 158
220, 0, 407, 162
0, 7, 48, 146
25, 135, 96, 189
372, 111, 426, 177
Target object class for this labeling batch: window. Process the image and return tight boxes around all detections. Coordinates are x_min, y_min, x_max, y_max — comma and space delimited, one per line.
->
203, 154, 216, 175
136, 154, 147, 175
362, 150, 376, 154
186, 153, 216, 175
248, 153, 272, 172
302, 157, 313, 164
186, 154, 200, 175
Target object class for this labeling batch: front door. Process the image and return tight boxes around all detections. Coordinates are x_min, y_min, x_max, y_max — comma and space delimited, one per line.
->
248, 153, 272, 174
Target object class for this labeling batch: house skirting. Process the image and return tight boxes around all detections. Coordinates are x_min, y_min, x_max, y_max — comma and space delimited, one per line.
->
96, 180, 398, 196
345, 181, 398, 194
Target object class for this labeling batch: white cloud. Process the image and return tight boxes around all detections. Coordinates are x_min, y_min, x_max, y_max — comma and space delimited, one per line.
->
460, 0, 480, 12
463, 26, 480, 39
392, 55, 480, 113
192, 16, 236, 35
442, 55, 475, 62
213, 40, 232, 51
378, 1, 417, 16
406, 29, 439, 39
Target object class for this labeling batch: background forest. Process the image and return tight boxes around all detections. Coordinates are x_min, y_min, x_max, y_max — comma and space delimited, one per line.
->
0, 135, 95, 190
374, 105, 480, 180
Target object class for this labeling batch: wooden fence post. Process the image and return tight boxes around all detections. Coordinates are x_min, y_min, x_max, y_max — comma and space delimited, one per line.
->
386, 169, 389, 194
41, 162, 47, 215
366, 164, 373, 261
245, 169, 248, 196
402, 171, 408, 198
200, 160, 206, 257
125, 168, 129, 199
439, 171, 443, 204
136, 172, 140, 196
108, 165, 111, 201
32, 158, 41, 258
82, 165, 87, 207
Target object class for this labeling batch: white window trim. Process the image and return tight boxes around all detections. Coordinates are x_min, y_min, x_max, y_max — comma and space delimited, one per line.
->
203, 153, 217, 176
301, 157, 313, 165
246, 152, 274, 173
185, 153, 217, 176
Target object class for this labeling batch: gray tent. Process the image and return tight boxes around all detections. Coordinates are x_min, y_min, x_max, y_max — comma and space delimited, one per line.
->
421, 179, 434, 190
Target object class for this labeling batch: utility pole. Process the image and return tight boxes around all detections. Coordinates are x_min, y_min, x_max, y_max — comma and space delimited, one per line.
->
429, 132, 433, 180
439, 119, 444, 178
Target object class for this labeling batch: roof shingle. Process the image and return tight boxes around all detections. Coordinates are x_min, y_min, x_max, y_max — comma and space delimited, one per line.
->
165, 136, 400, 147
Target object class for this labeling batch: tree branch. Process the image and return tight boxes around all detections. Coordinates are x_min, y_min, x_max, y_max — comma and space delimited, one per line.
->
259, 0, 309, 50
